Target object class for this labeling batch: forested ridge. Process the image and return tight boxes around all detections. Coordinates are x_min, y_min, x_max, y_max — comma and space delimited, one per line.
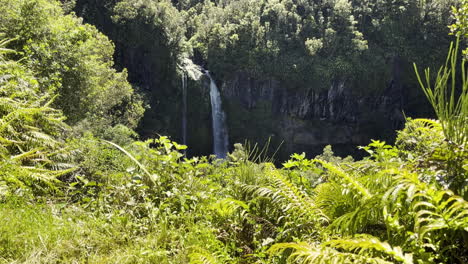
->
0, 0, 468, 263
71, 0, 459, 158
75, 0, 454, 84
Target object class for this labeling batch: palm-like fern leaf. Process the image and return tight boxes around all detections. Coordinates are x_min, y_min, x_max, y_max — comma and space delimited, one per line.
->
314, 160, 391, 235
385, 171, 468, 241
327, 196, 383, 235
0, 37, 15, 61
269, 236, 412, 264
314, 159, 372, 199
243, 168, 327, 226
211, 198, 249, 219
189, 248, 225, 264
0, 42, 73, 191
325, 236, 413, 264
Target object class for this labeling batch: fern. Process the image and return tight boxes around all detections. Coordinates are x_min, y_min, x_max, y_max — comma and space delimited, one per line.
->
395, 118, 445, 161
0, 40, 73, 193
269, 236, 412, 264
384, 170, 468, 248
243, 167, 327, 227
211, 198, 249, 219
325, 236, 413, 264
314, 160, 394, 236
189, 248, 225, 264
326, 196, 383, 236
0, 37, 15, 61
314, 159, 372, 199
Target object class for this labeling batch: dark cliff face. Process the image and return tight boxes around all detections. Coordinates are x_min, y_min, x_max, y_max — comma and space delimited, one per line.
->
221, 58, 424, 160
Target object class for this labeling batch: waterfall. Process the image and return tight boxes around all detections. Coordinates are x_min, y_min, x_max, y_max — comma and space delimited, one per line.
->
206, 72, 229, 159
181, 72, 187, 149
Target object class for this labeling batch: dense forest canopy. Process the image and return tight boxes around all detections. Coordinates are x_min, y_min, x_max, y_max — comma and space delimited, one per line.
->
0, 0, 467, 263
0, 0, 144, 128
76, 0, 456, 88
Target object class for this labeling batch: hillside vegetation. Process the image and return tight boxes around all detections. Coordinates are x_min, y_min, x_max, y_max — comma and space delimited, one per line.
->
70, 0, 461, 157
0, 0, 467, 263
76, 0, 456, 90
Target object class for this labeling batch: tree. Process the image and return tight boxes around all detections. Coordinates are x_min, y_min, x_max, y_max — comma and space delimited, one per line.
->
0, 0, 143, 128
450, 0, 468, 57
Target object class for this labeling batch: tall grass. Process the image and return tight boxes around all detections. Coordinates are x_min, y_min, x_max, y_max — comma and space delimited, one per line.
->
414, 37, 468, 195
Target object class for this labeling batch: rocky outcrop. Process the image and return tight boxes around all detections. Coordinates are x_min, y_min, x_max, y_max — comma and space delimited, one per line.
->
221, 69, 407, 160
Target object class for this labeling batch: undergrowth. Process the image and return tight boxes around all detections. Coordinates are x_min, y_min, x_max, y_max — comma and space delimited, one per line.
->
0, 4, 468, 264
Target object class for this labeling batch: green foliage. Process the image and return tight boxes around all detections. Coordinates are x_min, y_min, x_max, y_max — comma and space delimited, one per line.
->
1, 2, 468, 264
266, 141, 467, 263
2, 94, 468, 263
0, 39, 73, 196
189, 248, 225, 264
0, 0, 144, 127
269, 236, 413, 264
182, 0, 454, 90
414, 38, 468, 195
359, 140, 399, 163
112, 0, 186, 54
245, 167, 327, 228
75, 0, 456, 98
383, 170, 468, 262
414, 39, 468, 148
395, 118, 445, 160
450, 0, 468, 57
451, 0, 468, 35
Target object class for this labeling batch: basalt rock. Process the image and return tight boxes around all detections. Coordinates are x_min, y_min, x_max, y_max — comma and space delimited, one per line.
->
222, 68, 408, 160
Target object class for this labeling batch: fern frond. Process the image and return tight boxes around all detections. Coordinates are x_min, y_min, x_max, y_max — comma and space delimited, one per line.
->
189, 248, 225, 264
11, 147, 45, 161
314, 159, 372, 199
313, 160, 392, 235
384, 170, 468, 247
211, 198, 249, 219
269, 240, 400, 264
244, 168, 328, 226
327, 196, 383, 235
411, 118, 442, 129
0, 37, 15, 60
0, 39, 72, 193
326, 235, 413, 264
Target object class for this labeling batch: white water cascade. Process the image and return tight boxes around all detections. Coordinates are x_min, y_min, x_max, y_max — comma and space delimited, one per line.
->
206, 72, 229, 159
181, 72, 188, 150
